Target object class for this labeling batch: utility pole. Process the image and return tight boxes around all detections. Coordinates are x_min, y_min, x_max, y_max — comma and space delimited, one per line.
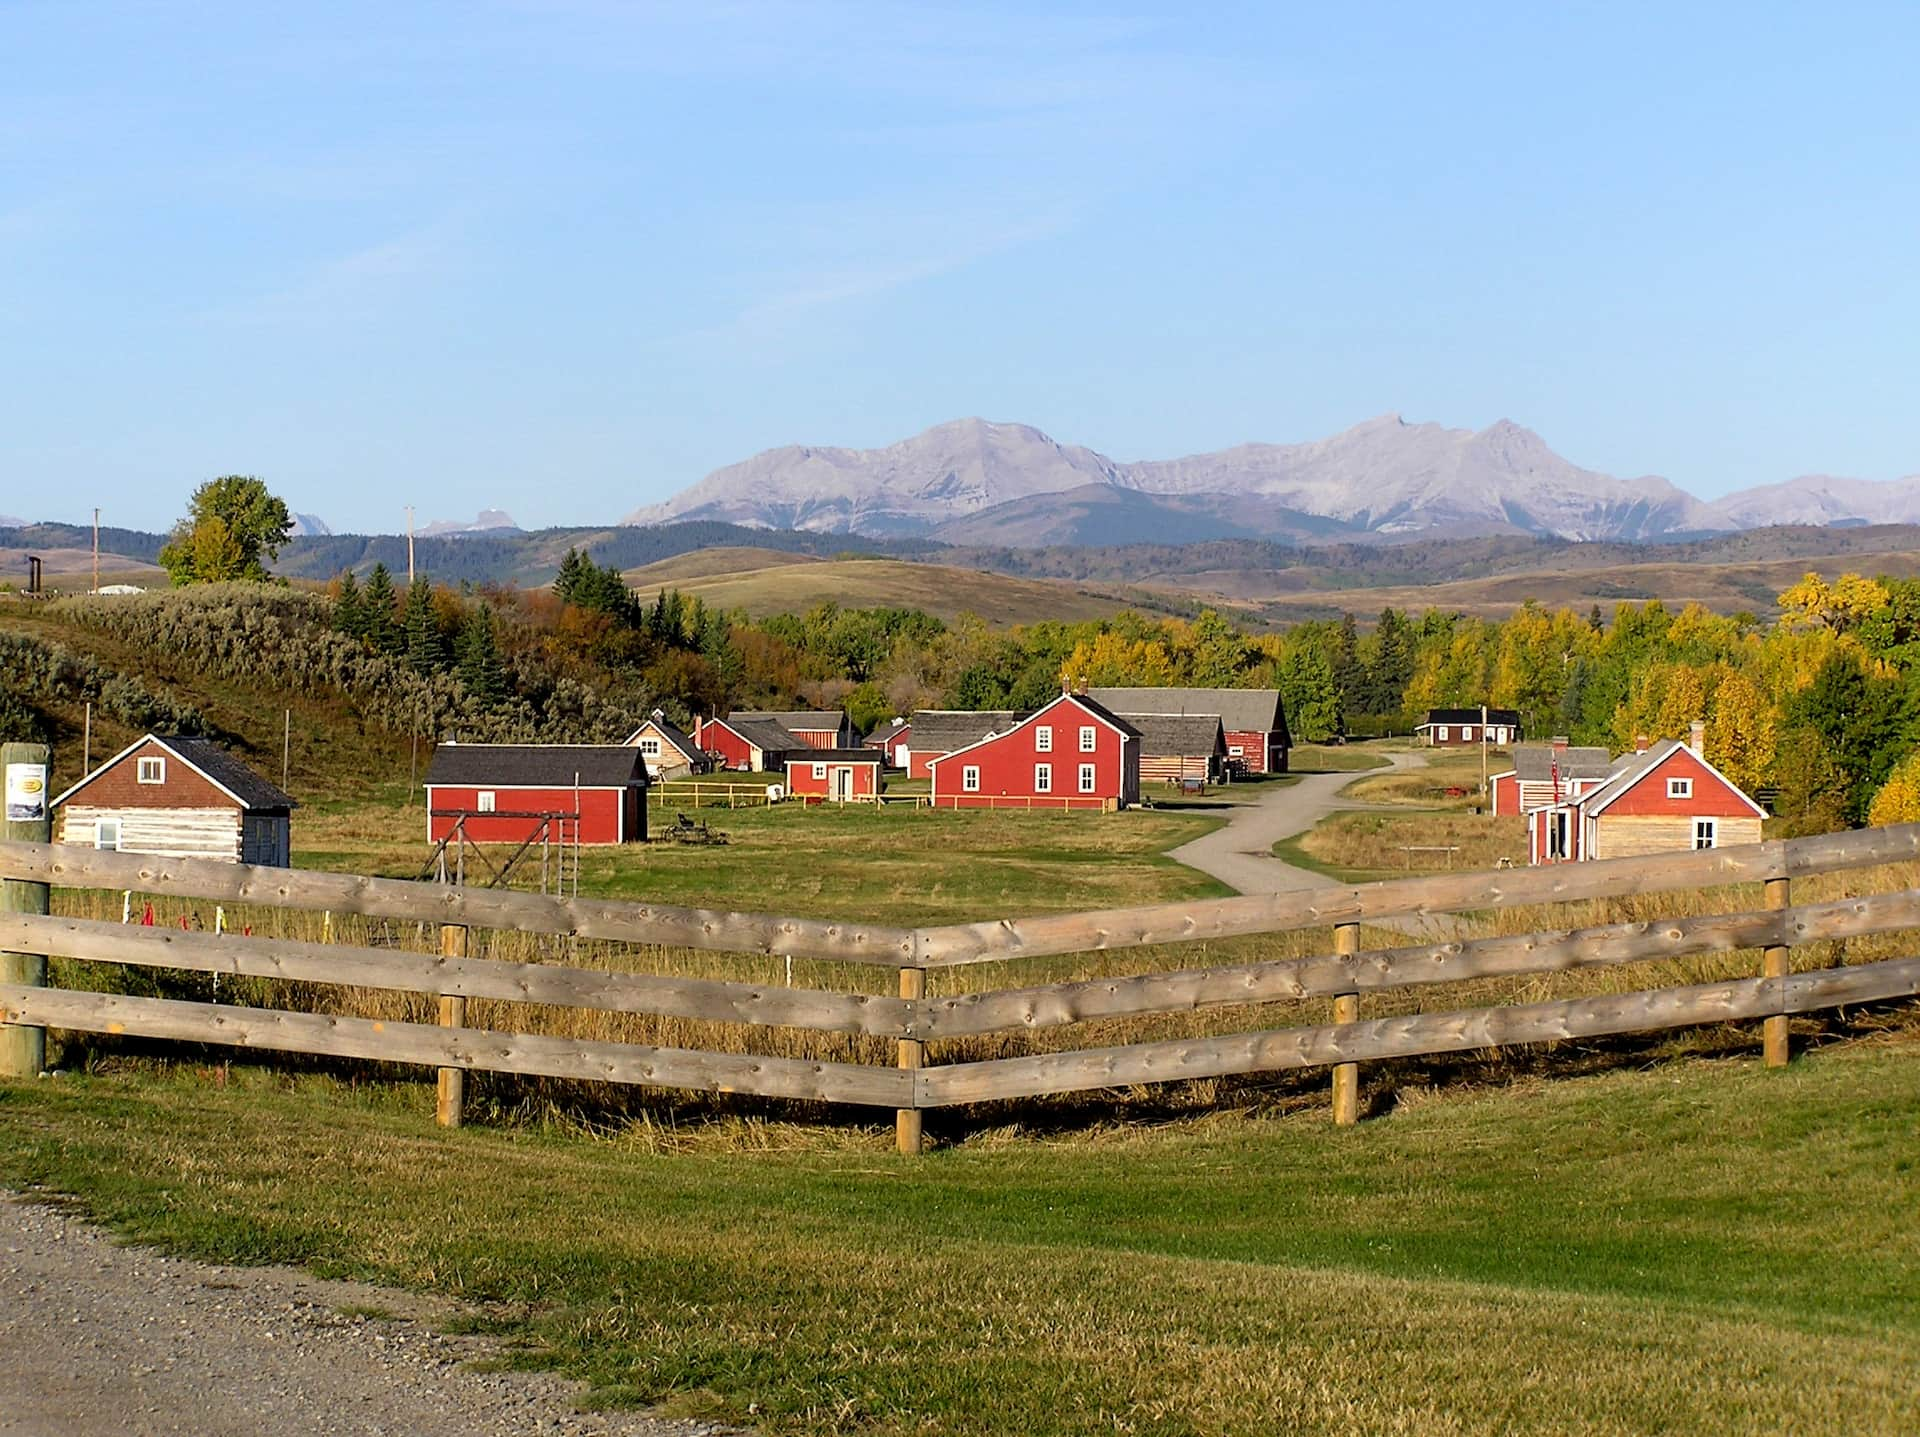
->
282, 708, 292, 792
91, 508, 100, 594
1480, 701, 1489, 797
82, 702, 92, 774
405, 506, 416, 584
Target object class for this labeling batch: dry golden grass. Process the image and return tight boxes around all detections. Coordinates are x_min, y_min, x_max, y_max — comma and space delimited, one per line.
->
1296, 812, 1527, 878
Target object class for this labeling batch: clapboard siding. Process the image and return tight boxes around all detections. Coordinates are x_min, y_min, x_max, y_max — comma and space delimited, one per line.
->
60, 805, 243, 862
1594, 814, 1765, 859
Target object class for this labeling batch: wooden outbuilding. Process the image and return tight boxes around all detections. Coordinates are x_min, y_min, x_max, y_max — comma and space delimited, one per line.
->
784, 750, 884, 802
52, 734, 295, 866
424, 744, 647, 846
1529, 725, 1765, 864
901, 710, 1023, 779
1488, 739, 1613, 816
864, 719, 912, 768
692, 715, 803, 772
623, 710, 709, 781
1088, 687, 1290, 773
1417, 707, 1520, 746
1116, 712, 1226, 785
728, 709, 855, 749
926, 693, 1140, 811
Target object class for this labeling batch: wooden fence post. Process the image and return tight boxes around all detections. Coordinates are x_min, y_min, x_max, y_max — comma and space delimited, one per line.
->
2, 742, 52, 1078
897, 965, 926, 1155
1331, 921, 1360, 1125
1763, 875, 1791, 1067
437, 923, 468, 1127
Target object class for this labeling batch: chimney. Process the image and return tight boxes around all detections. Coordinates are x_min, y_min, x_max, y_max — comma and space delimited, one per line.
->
1689, 720, 1705, 756
1550, 735, 1569, 753
1635, 734, 1650, 753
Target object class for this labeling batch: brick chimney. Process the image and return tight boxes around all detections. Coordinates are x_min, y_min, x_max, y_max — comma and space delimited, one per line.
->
1635, 734, 1650, 753
1689, 720, 1705, 756
1550, 735, 1569, 753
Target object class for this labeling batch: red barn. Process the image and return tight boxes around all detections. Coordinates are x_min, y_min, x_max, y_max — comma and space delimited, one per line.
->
1528, 728, 1765, 864
784, 750, 884, 802
691, 715, 801, 772
926, 694, 1140, 811
1088, 688, 1291, 774
729, 710, 854, 750
424, 744, 647, 846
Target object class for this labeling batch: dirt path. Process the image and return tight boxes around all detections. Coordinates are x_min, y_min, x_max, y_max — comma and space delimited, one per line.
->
0, 1192, 738, 1437
1167, 748, 1429, 895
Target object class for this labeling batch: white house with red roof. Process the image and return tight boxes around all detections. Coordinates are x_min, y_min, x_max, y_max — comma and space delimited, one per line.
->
1529, 723, 1766, 864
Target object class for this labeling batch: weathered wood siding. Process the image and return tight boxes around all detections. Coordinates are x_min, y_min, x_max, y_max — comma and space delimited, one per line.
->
1593, 814, 1764, 859
59, 804, 243, 862
1140, 753, 1212, 783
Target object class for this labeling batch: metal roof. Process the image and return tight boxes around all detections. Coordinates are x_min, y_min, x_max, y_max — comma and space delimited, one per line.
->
425, 744, 647, 788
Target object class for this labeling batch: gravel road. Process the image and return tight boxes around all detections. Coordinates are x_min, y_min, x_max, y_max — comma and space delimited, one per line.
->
0, 1192, 741, 1437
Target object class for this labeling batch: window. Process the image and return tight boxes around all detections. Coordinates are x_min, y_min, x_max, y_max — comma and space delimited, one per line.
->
962, 766, 980, 792
1228, 744, 1244, 757
1034, 725, 1052, 752
136, 757, 165, 784
1436, 726, 1449, 741
1462, 726, 1476, 741
477, 791, 496, 813
1079, 763, 1097, 793
1034, 763, 1052, 793
1079, 725, 1097, 752
1667, 777, 1693, 799
1694, 818, 1717, 849
812, 763, 827, 780
95, 819, 120, 850
639, 737, 661, 757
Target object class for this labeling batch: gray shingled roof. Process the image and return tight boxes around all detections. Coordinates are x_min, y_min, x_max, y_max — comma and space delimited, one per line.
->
1119, 713, 1224, 755
1511, 745, 1613, 783
720, 717, 804, 753
906, 710, 1025, 753
159, 736, 296, 810
730, 710, 846, 733
1087, 687, 1288, 743
425, 744, 647, 788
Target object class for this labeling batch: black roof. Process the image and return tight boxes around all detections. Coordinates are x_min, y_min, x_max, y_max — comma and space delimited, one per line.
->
1421, 708, 1521, 726
159, 736, 296, 810
425, 744, 647, 788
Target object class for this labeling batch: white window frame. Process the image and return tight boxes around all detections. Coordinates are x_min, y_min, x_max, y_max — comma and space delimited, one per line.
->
1693, 818, 1717, 849
812, 763, 827, 780
136, 756, 165, 784
1079, 725, 1097, 752
95, 818, 121, 850
1437, 726, 1450, 742
1462, 726, 1476, 741
477, 791, 496, 813
1668, 777, 1693, 799
1034, 725, 1052, 752
1079, 763, 1097, 794
1034, 763, 1052, 793
639, 736, 661, 757
1228, 744, 1244, 757
962, 766, 980, 793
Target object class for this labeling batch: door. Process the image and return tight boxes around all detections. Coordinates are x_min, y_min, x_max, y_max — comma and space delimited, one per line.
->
831, 766, 853, 801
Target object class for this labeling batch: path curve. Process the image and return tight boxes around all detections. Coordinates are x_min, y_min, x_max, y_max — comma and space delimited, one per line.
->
1167, 748, 1430, 895
0, 1192, 738, 1437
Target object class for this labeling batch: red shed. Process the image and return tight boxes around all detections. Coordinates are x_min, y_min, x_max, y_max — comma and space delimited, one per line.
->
784, 750, 883, 802
864, 719, 912, 768
691, 715, 801, 772
424, 744, 647, 846
926, 693, 1140, 811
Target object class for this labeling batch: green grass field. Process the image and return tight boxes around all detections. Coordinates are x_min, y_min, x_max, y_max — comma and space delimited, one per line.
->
3, 1036, 1915, 1435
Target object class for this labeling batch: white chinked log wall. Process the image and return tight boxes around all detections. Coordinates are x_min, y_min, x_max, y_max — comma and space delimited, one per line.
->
59, 806, 243, 862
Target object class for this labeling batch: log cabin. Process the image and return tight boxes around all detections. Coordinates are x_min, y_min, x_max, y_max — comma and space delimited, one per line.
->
1488, 739, 1614, 816
52, 734, 295, 865
1116, 712, 1226, 785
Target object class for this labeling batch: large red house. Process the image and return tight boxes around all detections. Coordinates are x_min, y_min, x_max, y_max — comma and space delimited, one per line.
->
1087, 687, 1290, 774
424, 744, 647, 846
1529, 729, 1765, 864
926, 693, 1140, 811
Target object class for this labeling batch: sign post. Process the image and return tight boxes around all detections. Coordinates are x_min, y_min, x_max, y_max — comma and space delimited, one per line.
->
3, 742, 52, 1077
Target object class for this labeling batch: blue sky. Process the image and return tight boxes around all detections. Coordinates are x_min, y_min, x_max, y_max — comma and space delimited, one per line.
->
3, 1, 1917, 532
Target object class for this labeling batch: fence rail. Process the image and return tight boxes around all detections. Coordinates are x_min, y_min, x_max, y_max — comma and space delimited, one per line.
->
3, 824, 1920, 1151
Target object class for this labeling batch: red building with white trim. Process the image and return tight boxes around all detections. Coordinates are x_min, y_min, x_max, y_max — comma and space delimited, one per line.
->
1529, 729, 1765, 865
423, 744, 647, 846
691, 715, 801, 772
926, 694, 1140, 811
729, 710, 854, 750
784, 750, 883, 802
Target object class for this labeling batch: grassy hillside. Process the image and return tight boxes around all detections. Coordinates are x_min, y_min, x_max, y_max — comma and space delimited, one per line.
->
619, 552, 1134, 625
3, 1035, 1914, 1435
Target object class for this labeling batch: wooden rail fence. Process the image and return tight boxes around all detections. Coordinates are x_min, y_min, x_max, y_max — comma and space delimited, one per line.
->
3, 825, 1919, 1153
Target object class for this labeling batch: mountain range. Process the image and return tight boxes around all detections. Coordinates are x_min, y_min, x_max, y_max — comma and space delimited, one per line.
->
623, 415, 1920, 547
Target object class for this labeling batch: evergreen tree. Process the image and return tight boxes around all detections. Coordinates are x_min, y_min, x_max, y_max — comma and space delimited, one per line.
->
1330, 613, 1363, 715
404, 575, 447, 674
361, 563, 401, 654
333, 570, 366, 640
1364, 607, 1415, 716
457, 605, 505, 706
554, 548, 587, 605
